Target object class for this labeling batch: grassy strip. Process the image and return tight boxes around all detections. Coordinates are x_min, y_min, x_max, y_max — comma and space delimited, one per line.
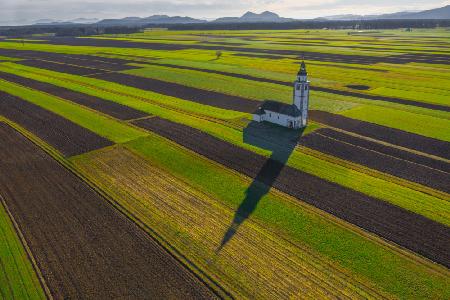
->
0, 63, 447, 225
341, 105, 450, 142
0, 195, 46, 300
0, 79, 147, 144
124, 133, 450, 299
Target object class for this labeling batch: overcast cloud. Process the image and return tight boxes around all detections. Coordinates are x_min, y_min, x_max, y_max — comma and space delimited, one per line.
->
2, 0, 450, 25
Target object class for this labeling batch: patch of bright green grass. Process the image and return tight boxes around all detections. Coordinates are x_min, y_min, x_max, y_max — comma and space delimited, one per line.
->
0, 79, 147, 143
341, 105, 450, 142
124, 133, 450, 300
0, 202, 46, 300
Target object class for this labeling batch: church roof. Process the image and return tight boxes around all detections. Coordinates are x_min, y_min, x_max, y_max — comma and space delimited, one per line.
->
254, 100, 301, 117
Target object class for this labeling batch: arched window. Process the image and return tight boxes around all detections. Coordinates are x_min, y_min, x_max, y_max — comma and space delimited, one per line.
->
305, 86, 308, 90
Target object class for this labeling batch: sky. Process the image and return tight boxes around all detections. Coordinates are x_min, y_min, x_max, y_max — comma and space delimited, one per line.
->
2, 0, 450, 25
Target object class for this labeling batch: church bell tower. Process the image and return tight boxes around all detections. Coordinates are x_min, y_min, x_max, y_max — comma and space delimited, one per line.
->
293, 61, 310, 127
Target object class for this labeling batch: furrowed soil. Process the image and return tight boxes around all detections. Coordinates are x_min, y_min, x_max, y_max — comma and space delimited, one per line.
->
0, 123, 216, 299
92, 72, 261, 112
16, 60, 105, 76
300, 129, 450, 193
315, 128, 450, 173
0, 48, 139, 71
133, 117, 450, 268
309, 111, 450, 160
0, 71, 148, 120
73, 145, 386, 299
0, 91, 112, 156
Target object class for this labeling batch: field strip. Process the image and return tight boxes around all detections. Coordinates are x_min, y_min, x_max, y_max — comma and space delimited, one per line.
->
71, 145, 390, 299
0, 194, 52, 300
0, 122, 218, 299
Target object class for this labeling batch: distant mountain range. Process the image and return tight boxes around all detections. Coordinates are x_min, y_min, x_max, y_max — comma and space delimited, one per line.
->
96, 15, 207, 26
213, 11, 295, 23
320, 5, 450, 20
34, 18, 99, 25
31, 5, 450, 27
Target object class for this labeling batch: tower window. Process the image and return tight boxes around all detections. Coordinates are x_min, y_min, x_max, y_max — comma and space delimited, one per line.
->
305, 86, 308, 90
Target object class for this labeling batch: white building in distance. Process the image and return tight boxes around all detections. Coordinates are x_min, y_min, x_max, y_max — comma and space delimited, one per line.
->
253, 61, 310, 129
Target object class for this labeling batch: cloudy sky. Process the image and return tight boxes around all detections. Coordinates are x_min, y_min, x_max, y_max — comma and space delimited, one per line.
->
2, 0, 450, 25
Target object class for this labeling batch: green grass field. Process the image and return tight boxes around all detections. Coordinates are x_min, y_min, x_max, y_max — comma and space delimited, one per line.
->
0, 201, 46, 300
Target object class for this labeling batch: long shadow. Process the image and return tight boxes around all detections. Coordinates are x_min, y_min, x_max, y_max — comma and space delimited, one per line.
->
218, 121, 305, 251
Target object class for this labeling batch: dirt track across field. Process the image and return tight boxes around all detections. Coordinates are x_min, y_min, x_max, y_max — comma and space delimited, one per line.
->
309, 111, 450, 160
0, 91, 113, 156
0, 71, 148, 120
300, 128, 450, 193
16, 59, 107, 76
92, 72, 261, 112
0, 123, 216, 299
133, 117, 450, 268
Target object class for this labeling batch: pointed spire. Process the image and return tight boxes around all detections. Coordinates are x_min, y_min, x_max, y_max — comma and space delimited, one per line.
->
298, 61, 307, 76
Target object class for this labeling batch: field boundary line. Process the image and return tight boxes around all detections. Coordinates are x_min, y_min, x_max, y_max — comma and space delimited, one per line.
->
0, 193, 53, 300
0, 118, 232, 299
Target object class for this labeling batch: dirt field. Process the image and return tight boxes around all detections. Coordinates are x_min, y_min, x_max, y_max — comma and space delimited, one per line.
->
0, 48, 140, 70
309, 111, 450, 160
0, 71, 148, 120
0, 123, 216, 299
16, 59, 106, 76
300, 129, 450, 193
315, 128, 450, 173
93, 72, 262, 112
0, 91, 113, 156
133, 117, 450, 268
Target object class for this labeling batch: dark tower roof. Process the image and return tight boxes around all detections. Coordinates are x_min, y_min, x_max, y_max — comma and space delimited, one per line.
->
298, 61, 307, 76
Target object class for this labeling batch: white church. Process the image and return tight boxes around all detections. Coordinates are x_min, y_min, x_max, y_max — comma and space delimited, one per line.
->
253, 61, 310, 129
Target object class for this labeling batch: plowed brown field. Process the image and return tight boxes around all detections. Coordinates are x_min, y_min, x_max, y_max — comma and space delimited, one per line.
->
0, 122, 216, 299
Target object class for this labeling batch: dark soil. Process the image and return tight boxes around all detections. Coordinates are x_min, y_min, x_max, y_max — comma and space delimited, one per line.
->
92, 72, 261, 112
133, 116, 450, 268
16, 59, 105, 76
317, 128, 450, 173
300, 129, 450, 193
309, 111, 450, 160
0, 123, 216, 299
0, 91, 113, 156
0, 48, 140, 68
0, 71, 148, 120
346, 85, 370, 90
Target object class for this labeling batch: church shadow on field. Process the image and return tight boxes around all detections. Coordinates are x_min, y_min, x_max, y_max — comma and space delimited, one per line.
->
217, 121, 305, 251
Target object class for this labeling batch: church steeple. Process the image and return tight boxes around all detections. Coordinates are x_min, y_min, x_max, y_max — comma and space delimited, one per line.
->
297, 61, 308, 81
293, 60, 310, 127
